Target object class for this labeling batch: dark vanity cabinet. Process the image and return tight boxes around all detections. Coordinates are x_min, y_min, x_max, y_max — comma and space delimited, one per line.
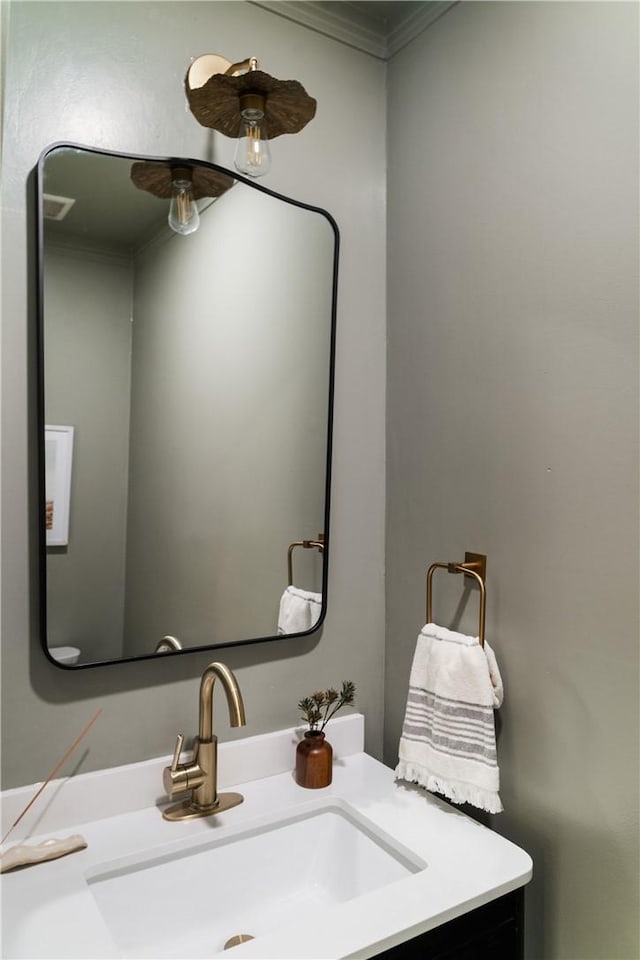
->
374, 887, 524, 960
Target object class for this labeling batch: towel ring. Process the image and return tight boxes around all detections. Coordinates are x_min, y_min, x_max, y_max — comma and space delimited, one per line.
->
287, 534, 324, 587
426, 552, 487, 648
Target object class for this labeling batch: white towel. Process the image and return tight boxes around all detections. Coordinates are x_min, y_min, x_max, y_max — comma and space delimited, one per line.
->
277, 585, 322, 635
395, 623, 504, 813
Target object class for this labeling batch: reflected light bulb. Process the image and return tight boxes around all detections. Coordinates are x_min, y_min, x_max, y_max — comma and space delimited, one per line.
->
234, 98, 271, 178
168, 178, 200, 235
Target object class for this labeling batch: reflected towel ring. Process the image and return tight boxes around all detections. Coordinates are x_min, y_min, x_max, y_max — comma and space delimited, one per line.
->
287, 535, 324, 587
426, 552, 487, 648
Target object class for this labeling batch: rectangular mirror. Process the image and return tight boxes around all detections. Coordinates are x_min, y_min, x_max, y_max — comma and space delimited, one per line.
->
36, 143, 338, 667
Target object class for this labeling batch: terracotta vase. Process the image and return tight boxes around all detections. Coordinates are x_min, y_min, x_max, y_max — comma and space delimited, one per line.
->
295, 731, 333, 788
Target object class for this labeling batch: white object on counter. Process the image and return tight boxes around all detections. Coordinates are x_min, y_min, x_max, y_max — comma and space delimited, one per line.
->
0, 835, 87, 873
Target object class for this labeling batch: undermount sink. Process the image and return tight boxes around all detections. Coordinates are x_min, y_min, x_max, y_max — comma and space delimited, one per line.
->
85, 799, 427, 959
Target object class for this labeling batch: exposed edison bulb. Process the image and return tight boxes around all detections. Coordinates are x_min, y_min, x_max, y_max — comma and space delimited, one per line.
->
234, 100, 271, 178
168, 178, 200, 235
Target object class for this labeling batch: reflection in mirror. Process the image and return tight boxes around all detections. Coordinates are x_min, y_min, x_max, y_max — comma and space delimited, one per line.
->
37, 144, 338, 667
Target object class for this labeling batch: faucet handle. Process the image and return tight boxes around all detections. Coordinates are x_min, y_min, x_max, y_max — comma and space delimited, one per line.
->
170, 734, 185, 772
163, 733, 199, 799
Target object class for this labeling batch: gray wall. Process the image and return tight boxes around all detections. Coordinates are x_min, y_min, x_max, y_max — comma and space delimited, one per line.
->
124, 186, 331, 654
1, 1, 386, 783
44, 247, 132, 662
385, 3, 639, 959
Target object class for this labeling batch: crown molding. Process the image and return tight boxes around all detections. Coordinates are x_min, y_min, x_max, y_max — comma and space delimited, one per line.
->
387, 2, 457, 57
249, 2, 457, 60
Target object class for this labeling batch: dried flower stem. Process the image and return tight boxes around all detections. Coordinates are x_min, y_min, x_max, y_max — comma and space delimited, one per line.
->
298, 680, 355, 733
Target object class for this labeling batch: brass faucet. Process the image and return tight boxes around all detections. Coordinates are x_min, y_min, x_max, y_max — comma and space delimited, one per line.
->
162, 662, 246, 822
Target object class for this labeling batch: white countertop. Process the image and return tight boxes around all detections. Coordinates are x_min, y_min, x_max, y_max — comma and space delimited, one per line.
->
0, 715, 532, 959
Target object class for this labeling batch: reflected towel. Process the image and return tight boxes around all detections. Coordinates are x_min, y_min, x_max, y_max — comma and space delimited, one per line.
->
395, 623, 504, 814
277, 585, 322, 635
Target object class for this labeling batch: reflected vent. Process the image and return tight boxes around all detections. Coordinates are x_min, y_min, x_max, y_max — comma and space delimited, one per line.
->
43, 193, 75, 221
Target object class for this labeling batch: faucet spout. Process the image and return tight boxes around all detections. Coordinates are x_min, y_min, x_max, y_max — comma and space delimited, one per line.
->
199, 662, 246, 741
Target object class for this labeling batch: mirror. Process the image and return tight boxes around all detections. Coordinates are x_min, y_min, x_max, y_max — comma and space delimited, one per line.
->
36, 144, 338, 668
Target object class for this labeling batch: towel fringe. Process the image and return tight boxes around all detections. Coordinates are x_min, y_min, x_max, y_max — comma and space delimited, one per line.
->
395, 760, 503, 815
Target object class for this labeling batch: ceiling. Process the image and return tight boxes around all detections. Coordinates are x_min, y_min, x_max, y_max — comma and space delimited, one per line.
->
333, 2, 428, 30
251, 1, 457, 59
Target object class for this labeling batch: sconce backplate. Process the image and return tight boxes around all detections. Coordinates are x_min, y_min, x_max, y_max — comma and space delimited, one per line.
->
187, 54, 233, 90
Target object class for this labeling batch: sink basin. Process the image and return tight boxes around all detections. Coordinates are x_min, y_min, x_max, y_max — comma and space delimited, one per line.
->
85, 799, 427, 958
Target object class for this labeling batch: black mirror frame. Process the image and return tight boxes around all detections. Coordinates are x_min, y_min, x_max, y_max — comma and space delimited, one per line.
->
35, 142, 339, 669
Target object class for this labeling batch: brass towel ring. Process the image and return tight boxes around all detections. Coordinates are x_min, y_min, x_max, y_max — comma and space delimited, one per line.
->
426, 552, 487, 648
287, 535, 324, 587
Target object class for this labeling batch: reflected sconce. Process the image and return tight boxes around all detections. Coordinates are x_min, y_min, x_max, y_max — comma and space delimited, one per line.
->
168, 170, 200, 235
130, 161, 234, 236
185, 54, 316, 178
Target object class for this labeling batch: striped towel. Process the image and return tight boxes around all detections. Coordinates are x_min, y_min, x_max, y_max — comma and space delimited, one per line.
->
395, 623, 504, 813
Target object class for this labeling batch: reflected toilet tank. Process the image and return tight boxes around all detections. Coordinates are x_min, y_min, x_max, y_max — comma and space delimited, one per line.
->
50, 646, 81, 665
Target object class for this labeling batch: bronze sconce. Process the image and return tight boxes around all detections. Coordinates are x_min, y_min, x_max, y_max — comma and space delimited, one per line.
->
185, 54, 317, 178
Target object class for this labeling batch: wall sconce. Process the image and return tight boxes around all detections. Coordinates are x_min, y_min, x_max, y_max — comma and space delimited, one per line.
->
130, 161, 234, 236
185, 54, 316, 178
